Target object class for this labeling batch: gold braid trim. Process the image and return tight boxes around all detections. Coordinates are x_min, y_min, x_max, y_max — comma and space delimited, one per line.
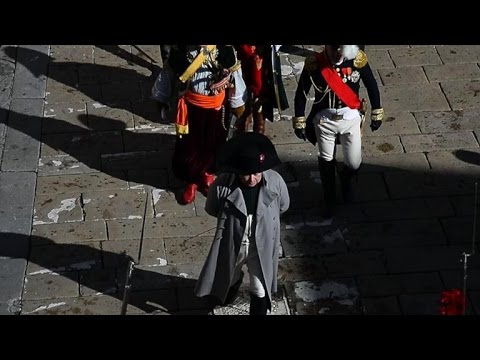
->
354, 50, 368, 68
371, 108, 385, 121
292, 116, 306, 130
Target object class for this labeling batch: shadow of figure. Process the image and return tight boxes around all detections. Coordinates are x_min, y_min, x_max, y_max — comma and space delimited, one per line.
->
95, 45, 159, 70
3, 46, 170, 125
0, 106, 188, 203
454, 149, 480, 167
0, 232, 210, 315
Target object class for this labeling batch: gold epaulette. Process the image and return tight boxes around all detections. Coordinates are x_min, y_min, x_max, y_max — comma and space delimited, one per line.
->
179, 45, 217, 83
305, 54, 318, 72
354, 50, 368, 68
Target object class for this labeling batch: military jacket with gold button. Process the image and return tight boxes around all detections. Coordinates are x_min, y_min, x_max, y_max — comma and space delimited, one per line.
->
294, 50, 381, 119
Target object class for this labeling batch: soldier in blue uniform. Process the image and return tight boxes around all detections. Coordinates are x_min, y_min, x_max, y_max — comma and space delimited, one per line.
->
292, 45, 384, 223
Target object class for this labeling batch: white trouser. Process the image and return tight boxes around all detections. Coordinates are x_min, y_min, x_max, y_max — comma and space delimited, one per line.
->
231, 215, 266, 298
313, 107, 362, 170
229, 68, 248, 109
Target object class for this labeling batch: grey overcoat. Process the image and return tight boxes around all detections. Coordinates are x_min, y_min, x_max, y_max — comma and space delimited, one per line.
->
194, 169, 290, 305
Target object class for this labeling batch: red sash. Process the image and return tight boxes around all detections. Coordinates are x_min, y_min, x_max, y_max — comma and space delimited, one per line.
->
316, 52, 361, 110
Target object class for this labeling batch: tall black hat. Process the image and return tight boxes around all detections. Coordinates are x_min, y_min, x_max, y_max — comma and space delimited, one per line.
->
216, 132, 281, 175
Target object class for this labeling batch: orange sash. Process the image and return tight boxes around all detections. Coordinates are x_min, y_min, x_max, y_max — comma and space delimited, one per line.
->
316, 51, 361, 110
175, 90, 226, 136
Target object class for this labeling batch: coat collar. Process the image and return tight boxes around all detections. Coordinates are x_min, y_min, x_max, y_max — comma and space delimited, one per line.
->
225, 170, 278, 217
226, 187, 247, 216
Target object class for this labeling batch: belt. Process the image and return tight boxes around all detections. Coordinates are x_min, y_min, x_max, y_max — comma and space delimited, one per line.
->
332, 114, 343, 121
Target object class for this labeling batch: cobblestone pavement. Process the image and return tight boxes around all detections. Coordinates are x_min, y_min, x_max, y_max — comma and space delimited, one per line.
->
1, 45, 480, 315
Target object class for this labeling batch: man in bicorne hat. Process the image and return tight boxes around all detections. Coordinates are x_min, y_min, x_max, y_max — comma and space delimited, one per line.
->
292, 45, 384, 224
194, 132, 290, 315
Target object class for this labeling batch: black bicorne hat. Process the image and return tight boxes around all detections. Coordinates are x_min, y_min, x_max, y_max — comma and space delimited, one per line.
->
216, 132, 281, 175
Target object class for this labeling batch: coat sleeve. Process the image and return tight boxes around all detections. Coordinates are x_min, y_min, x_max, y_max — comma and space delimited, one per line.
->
205, 174, 232, 217
276, 173, 290, 214
294, 66, 312, 118
205, 178, 221, 217
360, 62, 381, 110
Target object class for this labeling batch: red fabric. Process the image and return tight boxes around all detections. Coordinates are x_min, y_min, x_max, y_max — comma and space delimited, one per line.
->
182, 183, 197, 204
203, 173, 215, 187
172, 103, 227, 185
176, 97, 188, 133
250, 55, 263, 97
439, 289, 465, 315
316, 51, 361, 110
238, 45, 256, 58
238, 45, 264, 97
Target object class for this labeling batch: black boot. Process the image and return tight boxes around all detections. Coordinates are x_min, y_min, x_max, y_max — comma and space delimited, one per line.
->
318, 158, 337, 220
249, 294, 269, 315
340, 166, 358, 203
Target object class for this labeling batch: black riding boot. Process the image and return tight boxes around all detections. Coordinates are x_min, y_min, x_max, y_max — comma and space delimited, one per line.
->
318, 158, 337, 220
249, 294, 269, 315
340, 166, 358, 203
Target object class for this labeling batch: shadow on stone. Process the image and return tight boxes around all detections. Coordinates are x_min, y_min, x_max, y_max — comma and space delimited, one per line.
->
3, 46, 169, 125
0, 105, 183, 193
454, 149, 480, 167
0, 232, 210, 315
